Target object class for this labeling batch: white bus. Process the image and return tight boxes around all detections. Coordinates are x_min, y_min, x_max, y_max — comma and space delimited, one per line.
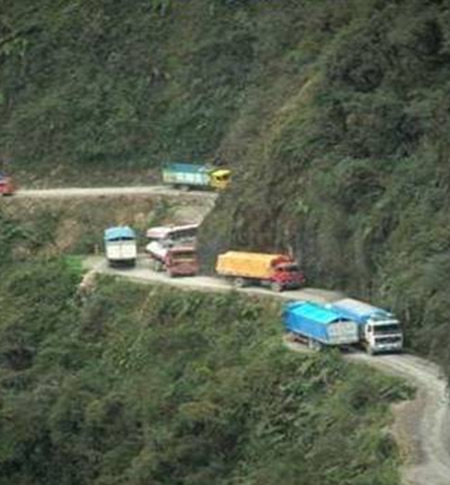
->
145, 223, 199, 270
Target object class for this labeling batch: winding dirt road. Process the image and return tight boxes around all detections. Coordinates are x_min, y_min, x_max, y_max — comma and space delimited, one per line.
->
348, 353, 450, 485
14, 186, 217, 199
84, 255, 450, 485
9, 186, 450, 484
84, 255, 342, 304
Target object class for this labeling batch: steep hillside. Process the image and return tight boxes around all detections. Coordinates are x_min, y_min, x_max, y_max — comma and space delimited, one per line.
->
1, 0, 270, 183
197, 0, 450, 376
1, 1, 450, 373
0, 191, 212, 256
0, 211, 410, 485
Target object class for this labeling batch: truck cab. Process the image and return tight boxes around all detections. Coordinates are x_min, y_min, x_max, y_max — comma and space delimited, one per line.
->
165, 246, 198, 277
271, 260, 304, 292
209, 169, 231, 190
331, 298, 403, 355
363, 314, 403, 354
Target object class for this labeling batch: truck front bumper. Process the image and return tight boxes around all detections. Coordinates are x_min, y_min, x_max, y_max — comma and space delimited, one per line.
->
373, 344, 403, 354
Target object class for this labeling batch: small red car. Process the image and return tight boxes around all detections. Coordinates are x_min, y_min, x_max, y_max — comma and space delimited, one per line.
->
0, 174, 16, 196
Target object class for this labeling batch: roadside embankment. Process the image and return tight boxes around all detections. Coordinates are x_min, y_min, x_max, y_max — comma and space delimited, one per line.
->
1, 189, 215, 256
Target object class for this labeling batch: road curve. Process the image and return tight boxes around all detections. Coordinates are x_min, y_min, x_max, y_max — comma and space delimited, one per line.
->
84, 255, 450, 485
348, 353, 450, 485
15, 186, 217, 199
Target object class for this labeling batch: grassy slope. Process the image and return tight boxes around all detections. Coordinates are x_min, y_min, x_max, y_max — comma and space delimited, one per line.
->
0, 193, 211, 255
0, 226, 410, 483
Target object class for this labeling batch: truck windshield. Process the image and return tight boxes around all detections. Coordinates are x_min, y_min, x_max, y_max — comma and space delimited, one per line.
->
106, 235, 135, 242
171, 251, 195, 261
216, 174, 229, 181
373, 324, 401, 334
278, 264, 299, 272
169, 236, 196, 246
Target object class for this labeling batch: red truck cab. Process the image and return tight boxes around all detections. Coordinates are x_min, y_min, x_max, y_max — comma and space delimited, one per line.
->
0, 174, 16, 196
165, 247, 198, 277
270, 257, 305, 292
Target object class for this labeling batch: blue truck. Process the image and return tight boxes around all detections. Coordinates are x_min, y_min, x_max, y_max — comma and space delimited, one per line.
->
104, 226, 137, 267
283, 301, 359, 350
331, 298, 403, 354
162, 163, 230, 190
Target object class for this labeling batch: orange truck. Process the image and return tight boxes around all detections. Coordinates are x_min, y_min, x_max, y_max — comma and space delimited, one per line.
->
216, 251, 305, 292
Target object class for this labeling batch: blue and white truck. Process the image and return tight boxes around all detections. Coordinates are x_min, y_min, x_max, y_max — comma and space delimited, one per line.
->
162, 163, 230, 190
331, 298, 403, 355
283, 301, 359, 350
104, 226, 137, 267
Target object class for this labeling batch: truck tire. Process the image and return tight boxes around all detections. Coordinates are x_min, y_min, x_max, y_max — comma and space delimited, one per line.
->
234, 277, 246, 288
151, 260, 164, 272
270, 281, 283, 292
308, 339, 322, 352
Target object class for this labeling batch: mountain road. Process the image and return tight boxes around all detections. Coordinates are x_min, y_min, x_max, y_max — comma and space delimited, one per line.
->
84, 254, 450, 485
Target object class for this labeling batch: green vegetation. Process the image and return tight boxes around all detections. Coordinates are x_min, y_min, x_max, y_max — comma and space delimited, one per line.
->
2, 1, 449, 376
0, 193, 204, 255
0, 214, 410, 484
1, 0, 260, 184
1, 1, 449, 480
193, 1, 450, 377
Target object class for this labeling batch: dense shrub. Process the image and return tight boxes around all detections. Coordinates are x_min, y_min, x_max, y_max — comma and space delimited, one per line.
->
0, 265, 409, 485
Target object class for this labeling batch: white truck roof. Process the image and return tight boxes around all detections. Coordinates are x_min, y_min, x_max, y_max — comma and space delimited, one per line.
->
146, 223, 199, 240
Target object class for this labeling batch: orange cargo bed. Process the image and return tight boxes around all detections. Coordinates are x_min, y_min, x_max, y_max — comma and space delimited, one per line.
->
216, 251, 288, 280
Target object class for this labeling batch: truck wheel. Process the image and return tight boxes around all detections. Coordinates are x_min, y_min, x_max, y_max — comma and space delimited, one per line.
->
180, 184, 190, 192
270, 282, 283, 292
152, 260, 164, 272
234, 277, 246, 288
308, 339, 322, 351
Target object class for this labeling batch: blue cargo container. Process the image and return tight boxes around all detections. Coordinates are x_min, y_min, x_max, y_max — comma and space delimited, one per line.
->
104, 226, 136, 242
283, 301, 359, 349
162, 163, 211, 188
